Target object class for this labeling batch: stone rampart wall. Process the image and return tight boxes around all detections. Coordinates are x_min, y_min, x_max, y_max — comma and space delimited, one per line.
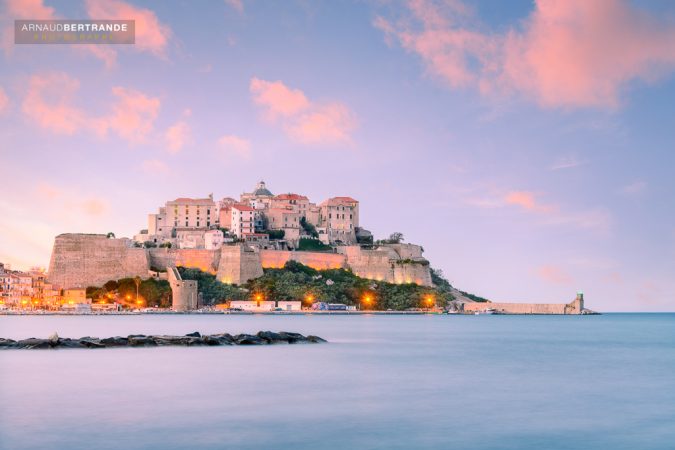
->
47, 234, 149, 289
148, 248, 220, 274
343, 246, 433, 286
216, 246, 263, 285
259, 250, 346, 270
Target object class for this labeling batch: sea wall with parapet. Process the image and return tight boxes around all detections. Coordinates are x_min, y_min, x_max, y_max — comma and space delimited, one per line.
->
462, 295, 584, 315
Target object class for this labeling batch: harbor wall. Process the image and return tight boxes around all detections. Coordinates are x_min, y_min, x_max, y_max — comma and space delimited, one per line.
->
462, 294, 584, 315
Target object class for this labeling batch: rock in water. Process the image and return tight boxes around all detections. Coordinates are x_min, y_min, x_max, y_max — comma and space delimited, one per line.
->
0, 331, 326, 349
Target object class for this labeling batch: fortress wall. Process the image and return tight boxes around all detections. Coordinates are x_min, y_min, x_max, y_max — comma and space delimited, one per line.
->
391, 263, 433, 286
344, 246, 433, 286
148, 248, 220, 274
259, 250, 345, 270
216, 246, 263, 285
48, 234, 149, 289
463, 297, 583, 314
387, 243, 425, 259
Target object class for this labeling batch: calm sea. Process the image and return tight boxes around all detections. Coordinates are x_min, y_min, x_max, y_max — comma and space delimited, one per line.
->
1, 313, 674, 450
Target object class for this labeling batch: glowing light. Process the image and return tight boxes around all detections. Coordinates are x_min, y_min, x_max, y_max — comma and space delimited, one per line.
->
126, 295, 132, 301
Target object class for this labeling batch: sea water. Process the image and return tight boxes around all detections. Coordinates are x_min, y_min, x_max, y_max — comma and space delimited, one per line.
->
1, 313, 674, 450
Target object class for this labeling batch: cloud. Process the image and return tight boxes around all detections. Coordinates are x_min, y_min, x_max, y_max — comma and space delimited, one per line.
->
250, 78, 310, 118
250, 78, 357, 145
165, 121, 191, 153
536, 265, 573, 285
505, 191, 554, 213
85, 0, 171, 57
22, 72, 90, 135
22, 72, 160, 143
218, 134, 251, 158
107, 87, 161, 143
286, 103, 357, 145
0, 85, 8, 113
376, 0, 675, 109
224, 0, 244, 14
621, 180, 647, 195
22, 72, 160, 144
550, 155, 587, 171
456, 183, 611, 232
141, 159, 170, 174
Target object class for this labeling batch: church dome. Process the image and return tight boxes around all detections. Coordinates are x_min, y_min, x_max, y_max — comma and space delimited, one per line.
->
253, 181, 273, 197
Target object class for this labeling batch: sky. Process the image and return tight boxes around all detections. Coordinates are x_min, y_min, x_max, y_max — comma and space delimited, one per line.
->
1, 0, 675, 312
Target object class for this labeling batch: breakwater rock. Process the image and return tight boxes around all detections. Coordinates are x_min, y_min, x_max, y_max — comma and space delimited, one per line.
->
0, 331, 327, 349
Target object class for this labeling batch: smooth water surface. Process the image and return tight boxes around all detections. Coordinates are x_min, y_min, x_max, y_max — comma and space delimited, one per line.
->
1, 313, 674, 450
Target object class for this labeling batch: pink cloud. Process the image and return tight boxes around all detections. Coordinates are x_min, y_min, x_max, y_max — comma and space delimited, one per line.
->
165, 120, 191, 153
103, 86, 161, 143
0, 86, 8, 113
22, 72, 89, 135
536, 265, 573, 285
85, 0, 171, 57
377, 0, 675, 108
505, 191, 554, 213
218, 134, 251, 158
250, 78, 357, 145
22, 72, 160, 143
505, 191, 537, 210
286, 103, 356, 145
250, 78, 310, 118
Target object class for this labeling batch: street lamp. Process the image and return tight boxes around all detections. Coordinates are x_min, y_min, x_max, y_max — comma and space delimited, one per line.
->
361, 293, 374, 310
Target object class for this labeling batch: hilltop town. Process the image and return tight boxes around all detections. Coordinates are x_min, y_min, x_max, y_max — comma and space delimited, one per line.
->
1, 181, 587, 315
2, 181, 438, 311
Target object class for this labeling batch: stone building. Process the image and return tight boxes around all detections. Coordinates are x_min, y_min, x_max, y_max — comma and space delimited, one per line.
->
231, 204, 255, 238
318, 197, 360, 245
271, 193, 310, 217
149, 195, 218, 239
266, 207, 301, 244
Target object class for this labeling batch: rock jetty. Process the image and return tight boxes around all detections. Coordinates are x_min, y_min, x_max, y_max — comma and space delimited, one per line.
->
0, 331, 327, 349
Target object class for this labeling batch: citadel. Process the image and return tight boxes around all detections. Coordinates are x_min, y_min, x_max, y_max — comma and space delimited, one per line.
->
47, 181, 433, 292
